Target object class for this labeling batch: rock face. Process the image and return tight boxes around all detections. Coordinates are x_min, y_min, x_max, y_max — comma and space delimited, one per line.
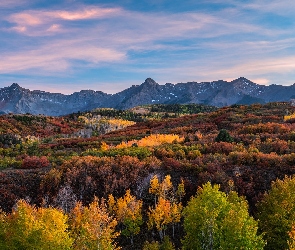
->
1, 77, 295, 116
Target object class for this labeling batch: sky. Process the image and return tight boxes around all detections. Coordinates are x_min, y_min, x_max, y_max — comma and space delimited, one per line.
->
0, 0, 294, 94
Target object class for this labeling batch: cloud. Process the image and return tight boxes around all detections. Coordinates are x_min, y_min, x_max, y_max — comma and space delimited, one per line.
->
7, 6, 122, 28
46, 24, 61, 32
55, 7, 121, 20
5, 5, 122, 37
0, 41, 126, 74
251, 78, 270, 85
1, 1, 295, 90
11, 12, 43, 26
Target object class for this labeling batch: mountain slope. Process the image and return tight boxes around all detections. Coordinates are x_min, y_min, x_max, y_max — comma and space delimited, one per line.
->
0, 77, 295, 115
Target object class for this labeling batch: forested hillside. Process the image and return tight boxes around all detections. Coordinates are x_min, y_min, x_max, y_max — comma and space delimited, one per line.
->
1, 102, 295, 249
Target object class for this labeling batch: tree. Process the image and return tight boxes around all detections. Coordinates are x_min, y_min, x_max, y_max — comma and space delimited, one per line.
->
0, 200, 73, 250
215, 129, 233, 142
257, 175, 295, 250
148, 175, 183, 240
288, 225, 295, 250
110, 190, 143, 245
149, 175, 173, 205
143, 236, 175, 250
182, 182, 265, 250
148, 197, 173, 240
55, 185, 77, 213
70, 197, 120, 250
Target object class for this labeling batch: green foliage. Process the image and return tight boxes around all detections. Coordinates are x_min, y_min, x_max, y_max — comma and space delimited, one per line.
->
215, 129, 233, 142
143, 240, 160, 250
0, 157, 22, 169
257, 175, 295, 250
182, 182, 265, 250
150, 104, 217, 115
143, 236, 174, 250
82, 146, 152, 160
160, 236, 175, 250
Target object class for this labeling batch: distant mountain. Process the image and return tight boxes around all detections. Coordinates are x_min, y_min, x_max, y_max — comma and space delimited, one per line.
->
0, 77, 295, 116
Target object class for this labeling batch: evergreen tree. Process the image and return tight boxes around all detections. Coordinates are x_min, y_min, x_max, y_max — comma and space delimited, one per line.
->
215, 129, 233, 142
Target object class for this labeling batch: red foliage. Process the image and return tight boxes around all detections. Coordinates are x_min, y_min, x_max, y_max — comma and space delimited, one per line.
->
21, 156, 50, 169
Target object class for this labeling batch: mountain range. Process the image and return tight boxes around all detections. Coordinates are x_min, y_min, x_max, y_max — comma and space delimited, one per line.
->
1, 77, 295, 116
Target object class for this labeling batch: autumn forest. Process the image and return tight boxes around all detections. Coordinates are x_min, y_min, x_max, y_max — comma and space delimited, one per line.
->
1, 103, 295, 249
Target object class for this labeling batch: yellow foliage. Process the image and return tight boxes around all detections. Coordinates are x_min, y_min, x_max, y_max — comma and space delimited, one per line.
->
149, 175, 160, 197
176, 178, 186, 202
148, 197, 172, 232
289, 225, 295, 250
170, 202, 182, 224
100, 141, 109, 151
108, 194, 116, 216
284, 113, 295, 121
1, 200, 73, 249
108, 190, 143, 243
107, 119, 135, 127
116, 141, 128, 149
147, 197, 182, 240
149, 175, 173, 202
116, 134, 184, 149
148, 175, 183, 240
70, 198, 120, 250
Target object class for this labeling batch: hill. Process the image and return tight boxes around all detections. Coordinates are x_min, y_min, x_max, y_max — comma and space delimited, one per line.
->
1, 102, 295, 249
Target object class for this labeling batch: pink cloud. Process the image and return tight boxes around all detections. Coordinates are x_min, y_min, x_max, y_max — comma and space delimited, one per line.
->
12, 26, 27, 33
251, 78, 270, 85
46, 24, 61, 32
10, 12, 42, 26
0, 41, 126, 74
55, 7, 121, 20
8, 6, 121, 27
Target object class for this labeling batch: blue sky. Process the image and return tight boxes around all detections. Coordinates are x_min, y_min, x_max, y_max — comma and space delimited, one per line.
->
0, 0, 294, 94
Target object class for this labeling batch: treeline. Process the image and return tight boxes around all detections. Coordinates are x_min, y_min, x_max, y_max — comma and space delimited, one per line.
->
149, 103, 217, 114
1, 174, 295, 249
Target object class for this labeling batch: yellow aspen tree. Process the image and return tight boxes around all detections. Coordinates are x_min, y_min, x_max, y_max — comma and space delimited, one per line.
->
70, 198, 120, 250
7, 200, 39, 249
0, 200, 73, 250
149, 175, 161, 206
289, 225, 295, 250
148, 197, 172, 241
36, 207, 73, 249
148, 175, 184, 241
115, 190, 143, 245
149, 175, 174, 205
176, 178, 185, 203
160, 175, 173, 200
107, 194, 116, 216
170, 202, 183, 238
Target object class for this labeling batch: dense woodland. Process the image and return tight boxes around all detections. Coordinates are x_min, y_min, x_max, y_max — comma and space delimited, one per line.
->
1, 103, 295, 249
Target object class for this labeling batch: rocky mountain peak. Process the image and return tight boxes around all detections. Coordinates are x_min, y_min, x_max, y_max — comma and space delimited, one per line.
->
9, 83, 22, 90
142, 78, 158, 87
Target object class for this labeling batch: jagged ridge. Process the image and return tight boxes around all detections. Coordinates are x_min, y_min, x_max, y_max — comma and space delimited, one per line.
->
0, 77, 295, 116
